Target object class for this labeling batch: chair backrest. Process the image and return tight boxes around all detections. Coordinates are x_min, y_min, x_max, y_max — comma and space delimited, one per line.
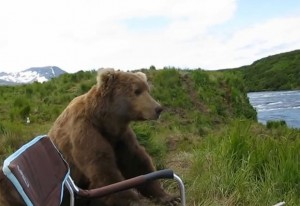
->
2, 135, 70, 206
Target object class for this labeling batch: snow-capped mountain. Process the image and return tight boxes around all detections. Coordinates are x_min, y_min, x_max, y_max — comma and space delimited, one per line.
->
0, 66, 66, 85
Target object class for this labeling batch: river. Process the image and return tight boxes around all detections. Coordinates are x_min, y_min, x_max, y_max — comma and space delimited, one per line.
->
247, 90, 300, 128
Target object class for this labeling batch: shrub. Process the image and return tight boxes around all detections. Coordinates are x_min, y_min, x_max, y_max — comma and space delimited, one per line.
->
266, 120, 287, 129
20, 105, 31, 119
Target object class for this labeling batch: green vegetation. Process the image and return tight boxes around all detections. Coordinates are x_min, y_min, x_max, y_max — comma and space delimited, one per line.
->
186, 120, 300, 205
266, 120, 287, 129
1, 68, 300, 205
227, 50, 300, 92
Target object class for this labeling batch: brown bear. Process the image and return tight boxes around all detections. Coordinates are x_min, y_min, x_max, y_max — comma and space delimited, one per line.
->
48, 69, 178, 206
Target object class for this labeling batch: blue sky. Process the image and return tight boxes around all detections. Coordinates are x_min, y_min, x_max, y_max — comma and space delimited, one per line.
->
234, 0, 300, 28
0, 0, 300, 73
213, 0, 300, 34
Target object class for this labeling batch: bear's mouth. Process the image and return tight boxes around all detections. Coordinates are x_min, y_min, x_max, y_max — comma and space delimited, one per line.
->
136, 113, 160, 121
144, 112, 161, 121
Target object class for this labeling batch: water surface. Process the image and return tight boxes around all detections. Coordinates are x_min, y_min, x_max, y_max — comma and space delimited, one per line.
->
248, 90, 300, 128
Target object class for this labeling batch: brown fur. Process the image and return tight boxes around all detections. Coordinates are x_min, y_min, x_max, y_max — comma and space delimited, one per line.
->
48, 69, 177, 205
0, 168, 25, 206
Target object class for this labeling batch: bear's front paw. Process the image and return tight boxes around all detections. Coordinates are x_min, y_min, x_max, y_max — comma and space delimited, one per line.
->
129, 199, 150, 206
156, 195, 181, 206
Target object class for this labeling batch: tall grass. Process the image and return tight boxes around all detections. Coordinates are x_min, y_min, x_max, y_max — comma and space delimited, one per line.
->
133, 121, 168, 169
186, 120, 300, 205
0, 121, 51, 162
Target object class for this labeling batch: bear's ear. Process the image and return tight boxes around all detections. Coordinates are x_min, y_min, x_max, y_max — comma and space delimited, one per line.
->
97, 68, 115, 88
135, 72, 147, 82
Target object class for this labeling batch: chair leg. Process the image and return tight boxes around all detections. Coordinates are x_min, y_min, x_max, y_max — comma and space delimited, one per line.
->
174, 174, 186, 206
65, 180, 75, 206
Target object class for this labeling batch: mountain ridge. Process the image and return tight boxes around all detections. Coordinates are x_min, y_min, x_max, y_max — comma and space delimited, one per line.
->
0, 66, 66, 85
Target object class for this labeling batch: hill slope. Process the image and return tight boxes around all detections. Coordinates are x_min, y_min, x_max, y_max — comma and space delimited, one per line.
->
0, 69, 256, 131
231, 50, 300, 92
1, 69, 300, 205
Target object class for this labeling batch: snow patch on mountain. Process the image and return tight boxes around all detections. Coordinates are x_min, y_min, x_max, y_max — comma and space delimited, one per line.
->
0, 66, 66, 85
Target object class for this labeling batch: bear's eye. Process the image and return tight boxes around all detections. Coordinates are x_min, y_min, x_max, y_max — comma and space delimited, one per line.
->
134, 89, 142, 96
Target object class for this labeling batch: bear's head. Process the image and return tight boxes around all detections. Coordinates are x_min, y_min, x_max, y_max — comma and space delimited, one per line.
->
96, 69, 163, 121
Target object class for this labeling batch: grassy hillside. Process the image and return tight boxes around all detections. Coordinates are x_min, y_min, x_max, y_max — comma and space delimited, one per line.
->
1, 68, 300, 205
229, 50, 300, 92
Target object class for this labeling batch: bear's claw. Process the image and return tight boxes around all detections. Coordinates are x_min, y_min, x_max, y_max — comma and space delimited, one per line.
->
156, 195, 181, 206
165, 196, 181, 206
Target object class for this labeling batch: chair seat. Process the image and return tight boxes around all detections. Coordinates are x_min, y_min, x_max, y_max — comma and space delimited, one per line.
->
2, 135, 70, 206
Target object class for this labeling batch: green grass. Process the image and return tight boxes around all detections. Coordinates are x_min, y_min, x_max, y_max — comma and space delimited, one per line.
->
182, 120, 300, 205
0, 68, 299, 205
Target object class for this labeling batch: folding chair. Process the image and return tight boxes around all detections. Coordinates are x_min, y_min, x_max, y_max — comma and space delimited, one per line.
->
1, 135, 186, 206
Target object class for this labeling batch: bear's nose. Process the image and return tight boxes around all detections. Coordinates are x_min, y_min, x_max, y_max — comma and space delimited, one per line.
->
155, 106, 163, 115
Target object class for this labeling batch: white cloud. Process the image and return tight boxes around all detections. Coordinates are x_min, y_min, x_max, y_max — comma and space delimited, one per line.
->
0, 0, 237, 72
0, 0, 299, 72
213, 16, 300, 69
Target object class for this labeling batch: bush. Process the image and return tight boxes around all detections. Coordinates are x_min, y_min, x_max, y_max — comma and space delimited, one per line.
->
266, 120, 287, 129
20, 105, 31, 119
